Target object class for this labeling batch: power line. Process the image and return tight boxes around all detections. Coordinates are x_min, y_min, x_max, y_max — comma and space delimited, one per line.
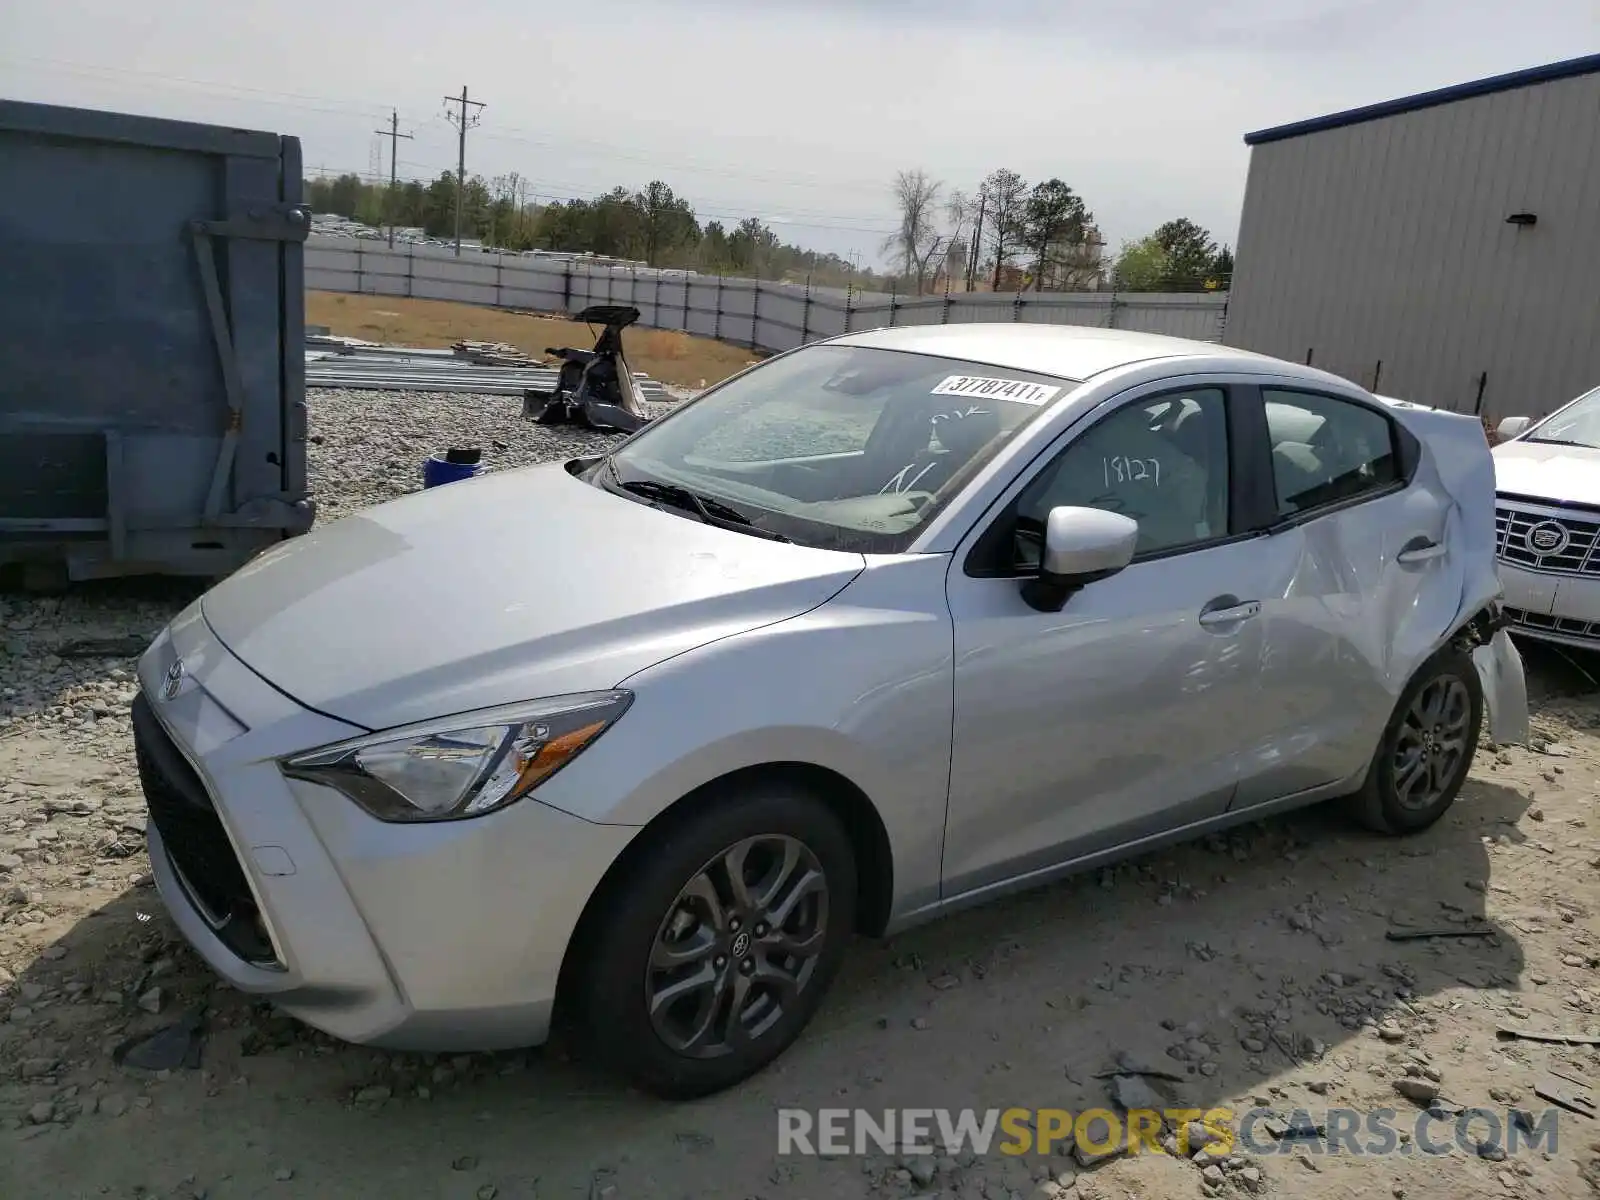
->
442, 86, 486, 257
373, 109, 414, 248
0, 55, 890, 195
0, 55, 393, 121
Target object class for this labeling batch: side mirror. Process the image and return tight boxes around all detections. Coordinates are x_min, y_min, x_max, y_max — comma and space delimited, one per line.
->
1496, 416, 1531, 441
1021, 506, 1139, 613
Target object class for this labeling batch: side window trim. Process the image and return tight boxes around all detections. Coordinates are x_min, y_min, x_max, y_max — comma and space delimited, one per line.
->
1256, 386, 1417, 531
963, 381, 1257, 580
1228, 383, 1278, 534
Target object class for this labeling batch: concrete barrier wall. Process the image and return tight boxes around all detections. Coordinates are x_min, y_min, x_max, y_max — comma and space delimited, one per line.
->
306, 238, 1231, 352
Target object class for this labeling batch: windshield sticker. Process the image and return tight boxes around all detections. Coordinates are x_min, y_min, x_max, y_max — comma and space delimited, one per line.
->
931, 375, 1061, 406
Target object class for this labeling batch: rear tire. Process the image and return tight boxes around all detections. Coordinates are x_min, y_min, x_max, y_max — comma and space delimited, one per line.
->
1348, 644, 1482, 835
578, 782, 857, 1099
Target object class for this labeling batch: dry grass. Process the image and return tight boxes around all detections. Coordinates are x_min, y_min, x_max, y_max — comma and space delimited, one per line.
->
306, 292, 758, 388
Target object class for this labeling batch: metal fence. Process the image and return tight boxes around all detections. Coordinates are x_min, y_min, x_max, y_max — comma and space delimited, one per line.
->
305, 238, 1230, 353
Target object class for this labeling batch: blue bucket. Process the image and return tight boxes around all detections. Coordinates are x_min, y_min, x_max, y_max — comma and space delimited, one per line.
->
422, 449, 484, 489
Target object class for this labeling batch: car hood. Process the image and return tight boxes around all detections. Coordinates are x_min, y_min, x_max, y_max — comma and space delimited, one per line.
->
201, 463, 866, 730
1493, 440, 1600, 507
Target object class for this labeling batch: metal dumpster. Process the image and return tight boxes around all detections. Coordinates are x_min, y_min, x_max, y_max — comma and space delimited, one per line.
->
0, 99, 315, 584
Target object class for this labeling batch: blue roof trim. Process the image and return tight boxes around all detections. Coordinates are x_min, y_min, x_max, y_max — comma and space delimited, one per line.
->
1244, 52, 1600, 146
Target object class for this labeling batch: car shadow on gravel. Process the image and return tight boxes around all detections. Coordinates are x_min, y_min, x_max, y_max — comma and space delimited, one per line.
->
2, 775, 1536, 1199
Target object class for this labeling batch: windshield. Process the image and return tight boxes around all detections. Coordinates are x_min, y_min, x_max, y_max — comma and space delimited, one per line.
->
597, 344, 1076, 553
1525, 386, 1600, 449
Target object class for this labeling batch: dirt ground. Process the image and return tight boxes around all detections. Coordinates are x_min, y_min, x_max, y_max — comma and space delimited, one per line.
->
1, 644, 1595, 1200
305, 292, 757, 389
1, 382, 1598, 1199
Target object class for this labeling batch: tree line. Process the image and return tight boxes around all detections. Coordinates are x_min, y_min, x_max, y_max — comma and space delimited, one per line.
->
884, 167, 1234, 294
304, 172, 885, 290
306, 168, 1236, 295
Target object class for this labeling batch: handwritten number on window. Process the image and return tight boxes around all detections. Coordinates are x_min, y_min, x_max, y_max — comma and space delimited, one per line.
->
1103, 456, 1160, 487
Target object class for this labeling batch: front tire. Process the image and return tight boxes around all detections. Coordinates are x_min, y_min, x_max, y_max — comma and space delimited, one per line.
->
1349, 644, 1483, 835
579, 782, 857, 1099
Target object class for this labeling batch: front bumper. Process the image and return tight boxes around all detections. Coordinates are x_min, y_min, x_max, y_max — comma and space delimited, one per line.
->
1497, 557, 1600, 651
134, 603, 636, 1051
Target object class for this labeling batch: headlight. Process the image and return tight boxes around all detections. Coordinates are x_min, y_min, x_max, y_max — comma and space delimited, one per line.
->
281, 691, 631, 823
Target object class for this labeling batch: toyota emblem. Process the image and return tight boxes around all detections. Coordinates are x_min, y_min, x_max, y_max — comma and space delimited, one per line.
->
159, 659, 186, 701
1525, 521, 1570, 556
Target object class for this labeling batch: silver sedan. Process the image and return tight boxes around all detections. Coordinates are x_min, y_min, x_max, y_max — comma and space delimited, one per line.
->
134, 324, 1528, 1099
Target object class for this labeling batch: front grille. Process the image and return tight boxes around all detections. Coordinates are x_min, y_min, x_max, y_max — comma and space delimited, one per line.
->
1495, 500, 1600, 575
132, 693, 277, 965
1503, 605, 1600, 643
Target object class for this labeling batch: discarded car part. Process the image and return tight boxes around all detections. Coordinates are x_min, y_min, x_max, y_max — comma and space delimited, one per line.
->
523, 305, 654, 433
0, 99, 315, 581
423, 448, 484, 489
136, 325, 1528, 1100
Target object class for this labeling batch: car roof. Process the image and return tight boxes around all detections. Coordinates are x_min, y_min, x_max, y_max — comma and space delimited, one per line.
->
828, 322, 1286, 383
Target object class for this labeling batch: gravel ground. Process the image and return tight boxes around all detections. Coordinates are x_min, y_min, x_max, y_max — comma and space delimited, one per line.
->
2, 388, 1599, 1200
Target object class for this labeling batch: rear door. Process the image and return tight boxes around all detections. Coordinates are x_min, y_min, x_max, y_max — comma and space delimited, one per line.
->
1229, 384, 1458, 809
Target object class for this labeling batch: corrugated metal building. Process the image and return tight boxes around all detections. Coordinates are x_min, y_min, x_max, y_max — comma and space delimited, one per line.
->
1224, 54, 1600, 422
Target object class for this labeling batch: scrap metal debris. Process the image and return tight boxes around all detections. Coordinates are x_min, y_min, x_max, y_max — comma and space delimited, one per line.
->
1534, 1073, 1596, 1119
1385, 924, 1497, 941
1495, 1025, 1600, 1046
451, 339, 544, 368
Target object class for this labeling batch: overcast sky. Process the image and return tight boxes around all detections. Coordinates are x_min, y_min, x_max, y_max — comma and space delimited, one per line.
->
4, 0, 1596, 264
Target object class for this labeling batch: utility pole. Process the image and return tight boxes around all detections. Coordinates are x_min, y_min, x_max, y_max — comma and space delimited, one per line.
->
966, 191, 986, 293
373, 109, 413, 248
442, 86, 486, 257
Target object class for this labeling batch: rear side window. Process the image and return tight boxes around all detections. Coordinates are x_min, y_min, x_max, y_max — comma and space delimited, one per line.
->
1263, 389, 1399, 517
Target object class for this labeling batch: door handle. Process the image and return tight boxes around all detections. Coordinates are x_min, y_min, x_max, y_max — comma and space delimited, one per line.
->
1198, 599, 1261, 627
1397, 538, 1447, 565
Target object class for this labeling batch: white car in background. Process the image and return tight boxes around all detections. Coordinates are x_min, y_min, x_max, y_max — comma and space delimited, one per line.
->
1491, 385, 1600, 650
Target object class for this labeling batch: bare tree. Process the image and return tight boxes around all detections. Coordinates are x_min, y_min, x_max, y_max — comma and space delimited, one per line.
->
884, 169, 945, 294
980, 168, 1029, 290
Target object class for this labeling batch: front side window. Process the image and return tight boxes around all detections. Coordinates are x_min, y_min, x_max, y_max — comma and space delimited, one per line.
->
1005, 387, 1231, 566
601, 344, 1076, 553
1263, 390, 1398, 517
1523, 385, 1600, 449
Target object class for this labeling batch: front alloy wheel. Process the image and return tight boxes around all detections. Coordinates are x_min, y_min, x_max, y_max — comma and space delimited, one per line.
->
648, 835, 828, 1057
578, 784, 856, 1099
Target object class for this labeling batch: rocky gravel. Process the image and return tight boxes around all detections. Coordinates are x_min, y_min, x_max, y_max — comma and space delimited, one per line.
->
2, 386, 1600, 1199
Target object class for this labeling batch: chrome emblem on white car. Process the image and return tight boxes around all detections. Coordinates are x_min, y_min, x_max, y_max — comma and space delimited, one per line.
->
1525, 521, 1570, 555
159, 659, 186, 701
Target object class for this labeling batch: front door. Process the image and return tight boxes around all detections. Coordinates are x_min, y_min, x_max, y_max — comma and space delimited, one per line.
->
941, 381, 1279, 900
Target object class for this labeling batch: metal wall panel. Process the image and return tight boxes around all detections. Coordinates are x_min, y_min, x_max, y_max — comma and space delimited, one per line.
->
1227, 70, 1600, 420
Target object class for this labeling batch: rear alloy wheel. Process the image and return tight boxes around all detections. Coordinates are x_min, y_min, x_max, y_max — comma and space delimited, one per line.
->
579, 785, 856, 1099
1349, 645, 1483, 834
